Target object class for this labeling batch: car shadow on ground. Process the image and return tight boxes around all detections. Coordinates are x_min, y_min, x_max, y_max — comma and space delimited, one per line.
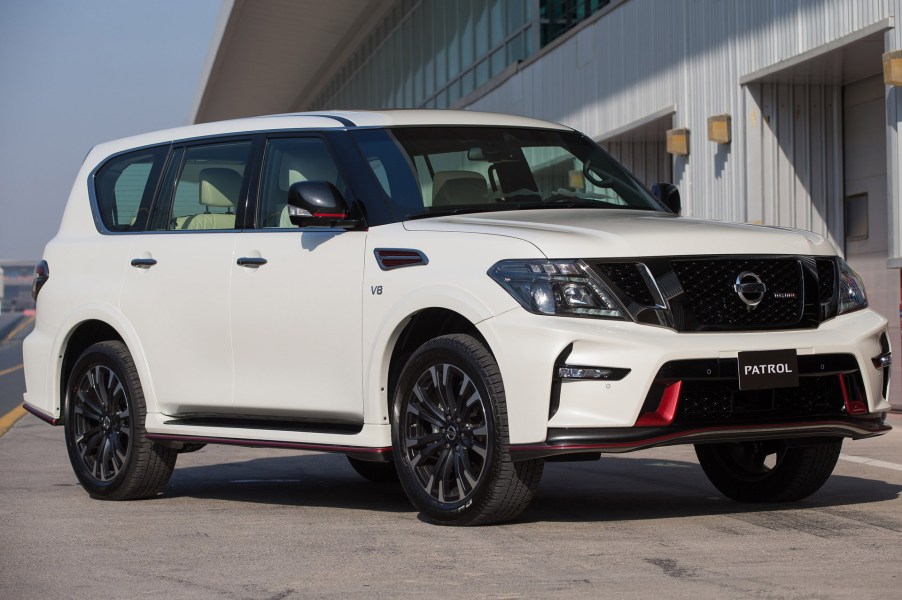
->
523, 459, 902, 525
164, 452, 414, 514
159, 452, 902, 524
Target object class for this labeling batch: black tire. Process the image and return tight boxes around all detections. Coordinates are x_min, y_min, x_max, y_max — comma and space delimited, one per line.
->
63, 341, 177, 500
347, 456, 399, 483
177, 442, 207, 454
391, 334, 543, 526
695, 439, 842, 503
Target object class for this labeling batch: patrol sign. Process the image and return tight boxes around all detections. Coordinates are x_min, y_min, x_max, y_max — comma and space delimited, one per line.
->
738, 349, 799, 390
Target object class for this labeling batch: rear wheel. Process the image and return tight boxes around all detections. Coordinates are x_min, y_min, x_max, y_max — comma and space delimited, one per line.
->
392, 334, 543, 525
695, 439, 842, 503
64, 341, 177, 500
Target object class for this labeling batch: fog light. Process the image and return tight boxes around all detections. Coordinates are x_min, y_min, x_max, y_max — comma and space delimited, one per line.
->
557, 366, 630, 380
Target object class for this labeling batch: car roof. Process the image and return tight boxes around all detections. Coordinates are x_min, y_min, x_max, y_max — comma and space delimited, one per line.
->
89, 110, 573, 161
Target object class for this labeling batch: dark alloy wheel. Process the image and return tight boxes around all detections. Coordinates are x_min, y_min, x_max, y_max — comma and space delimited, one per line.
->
695, 439, 842, 503
64, 341, 177, 500
392, 334, 543, 525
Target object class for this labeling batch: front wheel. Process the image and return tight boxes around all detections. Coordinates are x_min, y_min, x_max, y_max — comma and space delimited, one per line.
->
695, 439, 842, 503
391, 334, 543, 526
64, 341, 177, 500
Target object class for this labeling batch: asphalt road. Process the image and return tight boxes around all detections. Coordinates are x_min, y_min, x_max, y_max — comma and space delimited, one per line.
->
0, 314, 32, 420
2, 403, 901, 598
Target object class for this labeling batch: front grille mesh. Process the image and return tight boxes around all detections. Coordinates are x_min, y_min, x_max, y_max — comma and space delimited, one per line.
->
670, 258, 804, 329
595, 263, 655, 306
677, 377, 841, 424
591, 255, 840, 332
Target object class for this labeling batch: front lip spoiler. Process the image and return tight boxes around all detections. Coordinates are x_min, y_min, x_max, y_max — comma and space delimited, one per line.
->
510, 418, 891, 461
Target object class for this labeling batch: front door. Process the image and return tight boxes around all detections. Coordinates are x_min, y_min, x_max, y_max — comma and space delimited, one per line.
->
230, 137, 367, 424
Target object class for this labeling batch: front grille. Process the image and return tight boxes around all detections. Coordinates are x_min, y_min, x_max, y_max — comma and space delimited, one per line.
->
590, 255, 838, 332
670, 258, 803, 329
595, 263, 655, 306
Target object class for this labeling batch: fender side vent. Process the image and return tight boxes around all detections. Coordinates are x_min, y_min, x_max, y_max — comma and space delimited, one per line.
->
374, 248, 428, 270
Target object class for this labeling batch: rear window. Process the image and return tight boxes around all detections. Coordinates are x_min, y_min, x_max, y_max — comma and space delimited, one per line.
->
94, 145, 168, 232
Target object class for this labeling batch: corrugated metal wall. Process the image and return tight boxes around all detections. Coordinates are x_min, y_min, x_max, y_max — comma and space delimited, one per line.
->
600, 139, 670, 188
463, 0, 899, 235
744, 82, 843, 243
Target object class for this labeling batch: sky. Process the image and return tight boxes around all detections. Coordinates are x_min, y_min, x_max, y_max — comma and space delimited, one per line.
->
0, 0, 223, 260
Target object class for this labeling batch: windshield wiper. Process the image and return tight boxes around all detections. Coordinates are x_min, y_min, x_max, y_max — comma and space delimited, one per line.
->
531, 197, 650, 210
406, 205, 513, 220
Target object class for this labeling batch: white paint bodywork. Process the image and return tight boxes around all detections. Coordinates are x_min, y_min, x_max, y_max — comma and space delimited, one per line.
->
22, 111, 891, 451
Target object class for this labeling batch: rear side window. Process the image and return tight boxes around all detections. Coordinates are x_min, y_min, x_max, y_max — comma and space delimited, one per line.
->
94, 146, 168, 232
150, 141, 253, 231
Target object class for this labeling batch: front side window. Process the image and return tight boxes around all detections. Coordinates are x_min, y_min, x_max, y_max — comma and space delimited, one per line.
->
150, 141, 253, 231
94, 146, 168, 232
352, 127, 665, 221
257, 138, 348, 228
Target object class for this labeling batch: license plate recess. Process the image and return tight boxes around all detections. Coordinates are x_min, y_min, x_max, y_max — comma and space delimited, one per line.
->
737, 349, 799, 390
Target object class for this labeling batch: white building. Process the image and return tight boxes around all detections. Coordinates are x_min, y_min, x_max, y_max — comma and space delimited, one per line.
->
194, 0, 902, 404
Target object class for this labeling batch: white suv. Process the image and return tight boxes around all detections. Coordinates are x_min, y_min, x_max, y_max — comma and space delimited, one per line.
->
23, 111, 892, 525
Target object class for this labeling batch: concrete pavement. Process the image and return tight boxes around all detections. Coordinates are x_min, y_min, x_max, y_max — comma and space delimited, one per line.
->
1, 411, 901, 599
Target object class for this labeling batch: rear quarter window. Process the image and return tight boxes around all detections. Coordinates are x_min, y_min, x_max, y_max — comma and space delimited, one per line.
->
93, 145, 168, 232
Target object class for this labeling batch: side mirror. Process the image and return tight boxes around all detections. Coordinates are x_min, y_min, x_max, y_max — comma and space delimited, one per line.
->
652, 182, 681, 215
287, 181, 358, 228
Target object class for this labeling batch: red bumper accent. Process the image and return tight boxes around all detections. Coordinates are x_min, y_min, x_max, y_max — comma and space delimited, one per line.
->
635, 381, 682, 426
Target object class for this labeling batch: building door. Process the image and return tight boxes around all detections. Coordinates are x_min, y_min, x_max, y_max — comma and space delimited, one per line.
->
842, 74, 900, 401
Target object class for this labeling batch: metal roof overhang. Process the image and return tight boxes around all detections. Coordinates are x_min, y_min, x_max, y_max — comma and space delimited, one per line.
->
191, 0, 391, 124
739, 17, 892, 87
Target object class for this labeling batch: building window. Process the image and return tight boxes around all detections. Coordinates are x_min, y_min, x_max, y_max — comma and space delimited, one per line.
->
540, 0, 612, 46
311, 0, 534, 110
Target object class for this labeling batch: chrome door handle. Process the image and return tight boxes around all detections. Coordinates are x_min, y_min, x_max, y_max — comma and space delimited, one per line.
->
237, 257, 268, 268
130, 258, 157, 269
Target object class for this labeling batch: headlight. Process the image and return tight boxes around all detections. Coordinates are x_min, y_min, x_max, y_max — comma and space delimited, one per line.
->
837, 258, 868, 315
488, 260, 627, 319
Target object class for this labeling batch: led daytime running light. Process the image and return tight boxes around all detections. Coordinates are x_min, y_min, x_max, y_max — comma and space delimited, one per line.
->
488, 260, 627, 319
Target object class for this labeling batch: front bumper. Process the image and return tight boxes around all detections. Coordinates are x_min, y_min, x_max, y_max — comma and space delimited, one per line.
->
477, 306, 891, 446
510, 417, 890, 460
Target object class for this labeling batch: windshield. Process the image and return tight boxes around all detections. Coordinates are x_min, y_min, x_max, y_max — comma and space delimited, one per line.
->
351, 126, 665, 221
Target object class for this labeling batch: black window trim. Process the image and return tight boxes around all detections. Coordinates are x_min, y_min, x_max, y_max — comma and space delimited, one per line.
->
88, 142, 172, 235
243, 131, 368, 232
152, 135, 260, 234
89, 134, 264, 236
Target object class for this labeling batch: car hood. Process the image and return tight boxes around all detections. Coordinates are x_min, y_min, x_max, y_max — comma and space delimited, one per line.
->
403, 209, 836, 258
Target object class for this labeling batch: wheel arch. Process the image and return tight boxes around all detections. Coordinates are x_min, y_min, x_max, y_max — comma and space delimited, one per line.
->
59, 320, 124, 414
381, 307, 492, 424
53, 306, 157, 420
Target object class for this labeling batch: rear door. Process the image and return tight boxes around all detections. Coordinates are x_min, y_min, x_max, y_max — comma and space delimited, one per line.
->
120, 138, 257, 416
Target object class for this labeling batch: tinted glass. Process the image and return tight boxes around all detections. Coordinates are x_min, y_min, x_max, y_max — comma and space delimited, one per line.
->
257, 138, 347, 228
94, 146, 168, 232
150, 141, 252, 231
354, 127, 664, 221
